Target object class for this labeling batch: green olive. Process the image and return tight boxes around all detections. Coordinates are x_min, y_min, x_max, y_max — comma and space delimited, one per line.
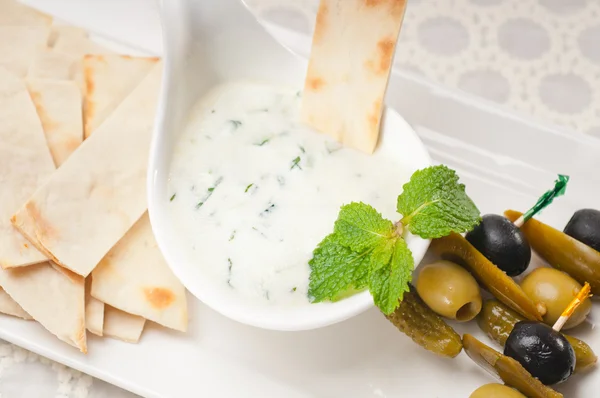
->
520, 268, 591, 330
416, 260, 482, 321
470, 383, 526, 398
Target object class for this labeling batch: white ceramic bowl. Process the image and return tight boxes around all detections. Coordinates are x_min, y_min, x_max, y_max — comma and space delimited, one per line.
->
147, 0, 432, 331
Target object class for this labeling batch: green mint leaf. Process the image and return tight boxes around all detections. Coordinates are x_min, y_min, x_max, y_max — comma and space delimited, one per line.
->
369, 238, 414, 314
396, 165, 480, 239
370, 237, 396, 271
308, 234, 370, 302
334, 202, 395, 252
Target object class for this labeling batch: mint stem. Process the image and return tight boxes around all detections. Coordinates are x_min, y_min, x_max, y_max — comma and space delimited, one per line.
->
514, 174, 569, 227
393, 221, 404, 237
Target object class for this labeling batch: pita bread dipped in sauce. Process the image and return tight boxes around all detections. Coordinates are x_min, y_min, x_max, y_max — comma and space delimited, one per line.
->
167, 82, 413, 307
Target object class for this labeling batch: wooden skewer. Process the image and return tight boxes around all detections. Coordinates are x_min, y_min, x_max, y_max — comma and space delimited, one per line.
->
512, 175, 569, 229
513, 215, 525, 228
552, 282, 592, 332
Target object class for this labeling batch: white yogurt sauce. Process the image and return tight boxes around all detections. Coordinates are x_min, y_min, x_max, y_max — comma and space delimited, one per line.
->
168, 82, 411, 307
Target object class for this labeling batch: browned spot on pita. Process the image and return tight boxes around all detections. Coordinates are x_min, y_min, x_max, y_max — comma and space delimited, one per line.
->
76, 312, 87, 353
23, 243, 29, 248
52, 262, 84, 284
29, 89, 59, 131
307, 77, 326, 91
64, 136, 82, 154
90, 54, 107, 64
83, 58, 96, 138
366, 37, 396, 75
13, 207, 69, 270
365, 0, 406, 17
24, 202, 59, 242
143, 287, 175, 310
94, 255, 117, 281
313, 1, 328, 44
367, 99, 382, 131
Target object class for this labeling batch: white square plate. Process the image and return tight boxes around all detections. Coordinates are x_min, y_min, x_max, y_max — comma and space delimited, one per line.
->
5, 1, 599, 397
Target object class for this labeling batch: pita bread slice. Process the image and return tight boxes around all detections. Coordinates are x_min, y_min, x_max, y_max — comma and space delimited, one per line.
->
0, 67, 54, 268
92, 213, 188, 332
27, 50, 78, 80
26, 79, 83, 167
0, 262, 86, 352
0, 0, 52, 26
11, 63, 162, 276
85, 277, 104, 336
300, 0, 407, 153
103, 305, 145, 343
0, 25, 50, 77
0, 287, 31, 320
83, 54, 159, 138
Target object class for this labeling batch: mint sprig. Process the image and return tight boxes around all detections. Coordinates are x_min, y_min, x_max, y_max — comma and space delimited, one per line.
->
308, 165, 480, 315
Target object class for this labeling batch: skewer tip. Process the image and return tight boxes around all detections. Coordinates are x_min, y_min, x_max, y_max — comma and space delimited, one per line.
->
552, 282, 591, 332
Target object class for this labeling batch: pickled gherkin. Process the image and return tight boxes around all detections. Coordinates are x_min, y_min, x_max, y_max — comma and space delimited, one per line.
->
385, 286, 462, 358
478, 300, 597, 372
463, 334, 563, 398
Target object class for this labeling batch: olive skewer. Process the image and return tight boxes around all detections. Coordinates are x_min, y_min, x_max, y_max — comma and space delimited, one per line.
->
463, 334, 563, 398
504, 282, 591, 386
466, 175, 569, 276
505, 209, 600, 294
550, 282, 591, 332
477, 299, 597, 372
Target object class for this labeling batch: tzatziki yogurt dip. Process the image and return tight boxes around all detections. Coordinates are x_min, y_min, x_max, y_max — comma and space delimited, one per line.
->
168, 82, 412, 307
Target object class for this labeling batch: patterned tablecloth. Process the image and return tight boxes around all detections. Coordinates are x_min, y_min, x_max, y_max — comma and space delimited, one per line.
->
2, 0, 599, 397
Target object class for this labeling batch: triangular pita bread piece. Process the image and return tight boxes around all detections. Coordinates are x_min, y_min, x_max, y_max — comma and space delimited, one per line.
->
11, 63, 162, 276
103, 305, 145, 343
0, 262, 86, 352
92, 213, 188, 332
48, 25, 86, 48
27, 50, 78, 80
26, 79, 83, 167
0, 287, 31, 320
0, 67, 53, 268
83, 54, 159, 138
0, 25, 50, 77
0, 0, 52, 26
300, 0, 407, 154
85, 277, 104, 336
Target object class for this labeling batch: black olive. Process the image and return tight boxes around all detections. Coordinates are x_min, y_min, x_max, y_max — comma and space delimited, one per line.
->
504, 321, 575, 385
564, 209, 600, 253
465, 214, 531, 276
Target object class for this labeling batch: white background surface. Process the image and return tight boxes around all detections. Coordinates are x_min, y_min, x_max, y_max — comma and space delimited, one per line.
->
2, 0, 600, 397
